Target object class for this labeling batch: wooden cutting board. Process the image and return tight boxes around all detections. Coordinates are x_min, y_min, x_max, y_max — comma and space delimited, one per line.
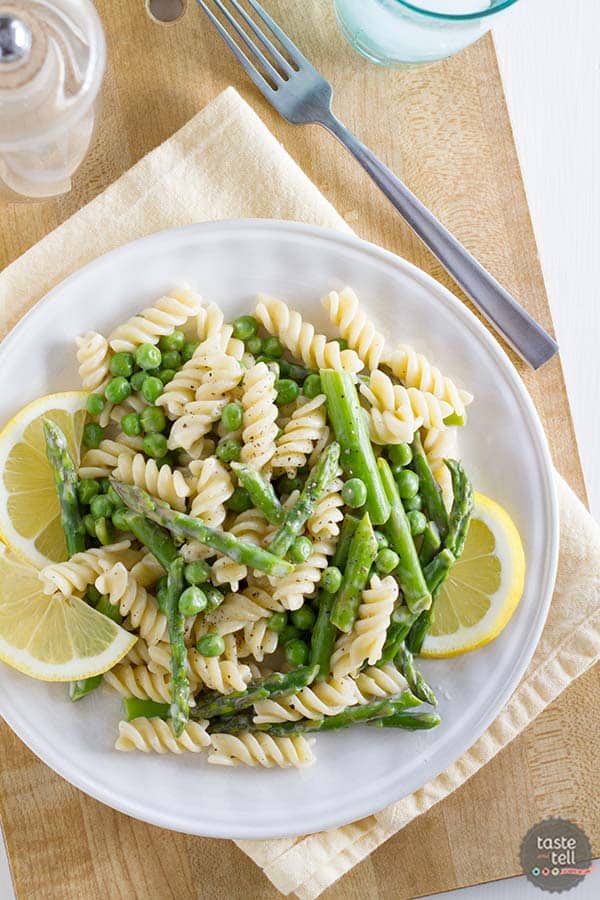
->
0, 2, 597, 897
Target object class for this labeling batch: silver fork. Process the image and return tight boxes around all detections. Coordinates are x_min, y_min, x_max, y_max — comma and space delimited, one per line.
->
196, 0, 558, 369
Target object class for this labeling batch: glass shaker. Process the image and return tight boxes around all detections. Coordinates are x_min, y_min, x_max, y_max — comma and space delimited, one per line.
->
0, 0, 106, 201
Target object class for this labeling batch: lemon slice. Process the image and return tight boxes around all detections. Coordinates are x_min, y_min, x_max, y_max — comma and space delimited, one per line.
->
421, 492, 525, 657
0, 544, 135, 680
0, 392, 88, 567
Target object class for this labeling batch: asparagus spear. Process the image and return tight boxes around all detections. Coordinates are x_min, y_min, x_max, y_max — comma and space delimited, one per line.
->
330, 512, 378, 632
163, 557, 190, 737
378, 458, 431, 614
209, 690, 422, 735
44, 419, 85, 556
395, 643, 436, 706
230, 461, 284, 525
193, 665, 318, 719
268, 442, 341, 557
411, 432, 449, 539
123, 697, 169, 720
418, 521, 441, 566
444, 459, 474, 558
110, 480, 293, 578
369, 711, 441, 730
320, 369, 390, 525
69, 675, 102, 701
378, 604, 414, 665
406, 549, 456, 654
115, 509, 180, 570
310, 515, 360, 678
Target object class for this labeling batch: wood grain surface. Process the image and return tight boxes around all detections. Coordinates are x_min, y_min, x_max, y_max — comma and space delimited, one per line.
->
0, 2, 596, 898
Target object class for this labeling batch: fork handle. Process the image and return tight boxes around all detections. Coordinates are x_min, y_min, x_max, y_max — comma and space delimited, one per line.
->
321, 114, 558, 369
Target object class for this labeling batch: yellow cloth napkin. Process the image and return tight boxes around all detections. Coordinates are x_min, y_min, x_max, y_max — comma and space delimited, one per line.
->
1, 87, 599, 900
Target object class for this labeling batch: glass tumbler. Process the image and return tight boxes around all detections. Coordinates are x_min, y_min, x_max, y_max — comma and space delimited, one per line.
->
334, 0, 519, 67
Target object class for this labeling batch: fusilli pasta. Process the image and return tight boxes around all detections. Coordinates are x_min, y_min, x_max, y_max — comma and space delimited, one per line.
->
236, 618, 279, 662
353, 663, 408, 702
39, 541, 133, 596
271, 536, 335, 610
211, 508, 269, 590
331, 574, 397, 678
270, 395, 328, 477
208, 732, 314, 768
322, 287, 386, 371
76, 331, 111, 392
307, 472, 344, 539
387, 344, 473, 418
130, 553, 165, 588
108, 289, 204, 352
95, 562, 167, 645
240, 362, 278, 473
253, 676, 358, 724
115, 718, 210, 753
188, 457, 233, 528
196, 585, 284, 636
79, 437, 137, 479
113, 452, 190, 511
104, 664, 173, 703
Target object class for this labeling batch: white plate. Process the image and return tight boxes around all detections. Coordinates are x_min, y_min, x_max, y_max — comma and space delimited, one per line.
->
0, 220, 558, 839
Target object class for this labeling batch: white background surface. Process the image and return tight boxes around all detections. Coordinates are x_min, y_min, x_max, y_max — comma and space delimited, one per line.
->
0, 0, 598, 896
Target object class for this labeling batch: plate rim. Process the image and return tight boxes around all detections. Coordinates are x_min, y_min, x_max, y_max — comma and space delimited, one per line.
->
0, 218, 559, 839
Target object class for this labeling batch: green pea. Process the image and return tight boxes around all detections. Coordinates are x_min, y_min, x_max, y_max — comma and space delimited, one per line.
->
221, 401, 243, 433
335, 338, 348, 351
374, 530, 389, 550
204, 586, 225, 611
106, 485, 125, 509
388, 442, 413, 467
130, 370, 147, 392
110, 352, 134, 378
245, 335, 262, 356
104, 377, 131, 405
135, 343, 162, 371
140, 406, 167, 434
262, 336, 284, 359
342, 477, 367, 509
407, 509, 427, 536
99, 478, 110, 493
403, 494, 423, 512
267, 611, 288, 634
285, 638, 309, 667
276, 475, 303, 496
141, 375, 164, 404
142, 433, 168, 460
375, 548, 400, 575
303, 373, 322, 399
112, 508, 131, 532
159, 368, 176, 385
184, 560, 211, 585
78, 479, 100, 505
86, 584, 102, 606
226, 487, 252, 512
280, 623, 301, 644
95, 516, 115, 546
288, 536, 313, 563
321, 565, 342, 594
275, 378, 300, 406
85, 393, 105, 417
121, 412, 142, 437
160, 350, 181, 370
90, 494, 114, 520
395, 469, 420, 500
291, 606, 316, 631
182, 340, 199, 363
83, 513, 97, 537
82, 422, 104, 449
216, 437, 242, 463
179, 586, 207, 616
196, 633, 225, 657
159, 330, 185, 352
232, 315, 259, 341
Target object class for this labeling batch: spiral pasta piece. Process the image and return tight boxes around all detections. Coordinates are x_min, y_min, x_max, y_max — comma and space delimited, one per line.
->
157, 330, 233, 419
322, 287, 386, 371
104, 664, 174, 703
211, 508, 269, 590
124, 637, 152, 667
271, 536, 335, 611
331, 575, 397, 678
253, 676, 358, 724
196, 585, 284, 636
167, 350, 243, 453
240, 362, 278, 473
188, 457, 233, 528
208, 732, 314, 768
79, 437, 138, 479
130, 553, 165, 589
270, 395, 328, 477
108, 289, 204, 352
353, 663, 408, 703
387, 344, 473, 418
255, 294, 363, 373
187, 648, 252, 693
307, 473, 344, 539
115, 718, 210, 754
423, 425, 459, 502
95, 562, 167, 645
113, 452, 190, 511
236, 619, 279, 662
76, 331, 111, 392
39, 541, 133, 596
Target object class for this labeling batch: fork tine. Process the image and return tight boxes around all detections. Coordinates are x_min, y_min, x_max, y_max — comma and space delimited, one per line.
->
208, 0, 283, 83
196, 0, 276, 98
244, 0, 313, 70
226, 0, 294, 76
